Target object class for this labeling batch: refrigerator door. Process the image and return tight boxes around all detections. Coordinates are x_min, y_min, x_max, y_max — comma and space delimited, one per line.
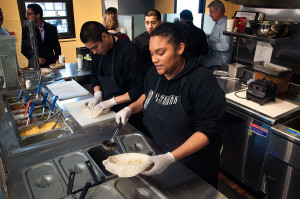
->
261, 154, 300, 199
244, 119, 271, 191
221, 106, 270, 192
220, 106, 251, 182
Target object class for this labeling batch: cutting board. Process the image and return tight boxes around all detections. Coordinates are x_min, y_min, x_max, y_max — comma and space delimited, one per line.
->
226, 90, 299, 118
46, 80, 90, 100
64, 98, 116, 126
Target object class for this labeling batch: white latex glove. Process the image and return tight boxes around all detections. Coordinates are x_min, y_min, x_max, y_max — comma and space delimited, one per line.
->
115, 107, 132, 125
88, 91, 102, 109
93, 97, 117, 110
141, 152, 175, 176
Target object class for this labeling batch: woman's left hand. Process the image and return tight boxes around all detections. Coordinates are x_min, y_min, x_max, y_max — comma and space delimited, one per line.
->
141, 152, 175, 176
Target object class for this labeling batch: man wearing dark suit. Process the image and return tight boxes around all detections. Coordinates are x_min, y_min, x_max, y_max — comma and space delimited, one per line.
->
22, 4, 61, 67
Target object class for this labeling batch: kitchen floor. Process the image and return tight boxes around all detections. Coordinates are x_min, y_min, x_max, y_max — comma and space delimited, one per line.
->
218, 172, 257, 199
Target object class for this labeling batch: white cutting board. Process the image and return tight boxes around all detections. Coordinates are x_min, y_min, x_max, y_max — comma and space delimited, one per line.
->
46, 80, 90, 100
226, 90, 299, 118
64, 98, 116, 126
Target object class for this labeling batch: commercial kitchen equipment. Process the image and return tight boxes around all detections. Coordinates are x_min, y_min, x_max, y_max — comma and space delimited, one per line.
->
246, 78, 278, 105
253, 61, 293, 94
227, 63, 246, 78
260, 115, 300, 199
0, 77, 227, 198
1, 88, 87, 156
218, 78, 300, 193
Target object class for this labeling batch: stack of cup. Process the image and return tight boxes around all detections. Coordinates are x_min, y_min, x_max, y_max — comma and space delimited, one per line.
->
77, 54, 83, 71
226, 19, 236, 32
25, 79, 32, 88
59, 55, 65, 64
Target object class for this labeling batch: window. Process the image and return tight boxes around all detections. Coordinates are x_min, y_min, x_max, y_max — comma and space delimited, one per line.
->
17, 0, 75, 39
174, 0, 206, 28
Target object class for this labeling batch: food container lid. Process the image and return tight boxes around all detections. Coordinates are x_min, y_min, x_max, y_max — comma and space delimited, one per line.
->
228, 63, 246, 68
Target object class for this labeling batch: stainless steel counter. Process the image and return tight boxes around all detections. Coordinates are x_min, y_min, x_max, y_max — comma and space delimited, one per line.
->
50, 62, 91, 81
0, 84, 227, 199
218, 77, 300, 194
217, 78, 300, 125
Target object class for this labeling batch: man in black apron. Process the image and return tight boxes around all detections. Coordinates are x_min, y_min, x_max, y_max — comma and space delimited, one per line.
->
115, 22, 225, 188
80, 21, 144, 128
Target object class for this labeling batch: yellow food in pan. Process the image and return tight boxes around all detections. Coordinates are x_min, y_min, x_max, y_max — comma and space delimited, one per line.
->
19, 122, 61, 137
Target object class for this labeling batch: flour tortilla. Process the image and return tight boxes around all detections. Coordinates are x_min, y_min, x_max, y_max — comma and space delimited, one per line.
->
80, 103, 110, 118
103, 153, 151, 177
40, 68, 52, 75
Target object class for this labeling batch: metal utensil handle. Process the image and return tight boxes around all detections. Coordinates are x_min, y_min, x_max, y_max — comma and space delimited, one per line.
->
17, 90, 24, 101
36, 81, 43, 98
24, 99, 31, 116
28, 101, 36, 119
67, 171, 75, 195
26, 101, 36, 125
50, 96, 58, 111
51, 111, 62, 129
79, 182, 91, 199
111, 122, 123, 141
41, 93, 48, 105
38, 110, 60, 128
24, 91, 35, 103
85, 160, 99, 184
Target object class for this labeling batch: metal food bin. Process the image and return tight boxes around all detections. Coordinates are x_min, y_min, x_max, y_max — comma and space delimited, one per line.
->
117, 133, 155, 155
21, 147, 166, 199
0, 89, 86, 155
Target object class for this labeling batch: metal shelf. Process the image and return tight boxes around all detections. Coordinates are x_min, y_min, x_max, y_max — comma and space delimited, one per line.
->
224, 31, 283, 45
224, 31, 291, 57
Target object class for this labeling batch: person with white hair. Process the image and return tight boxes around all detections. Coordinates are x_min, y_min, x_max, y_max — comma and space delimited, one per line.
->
203, 0, 233, 71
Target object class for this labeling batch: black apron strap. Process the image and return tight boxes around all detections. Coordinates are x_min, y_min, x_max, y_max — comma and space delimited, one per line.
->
154, 77, 161, 93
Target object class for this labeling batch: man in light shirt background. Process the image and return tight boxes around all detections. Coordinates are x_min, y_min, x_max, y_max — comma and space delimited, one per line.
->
203, 0, 232, 71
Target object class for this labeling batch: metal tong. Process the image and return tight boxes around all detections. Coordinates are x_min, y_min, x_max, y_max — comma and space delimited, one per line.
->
47, 96, 58, 119
26, 101, 36, 126
35, 81, 43, 99
40, 93, 48, 114
37, 110, 61, 128
24, 91, 35, 104
17, 90, 23, 102
51, 111, 62, 129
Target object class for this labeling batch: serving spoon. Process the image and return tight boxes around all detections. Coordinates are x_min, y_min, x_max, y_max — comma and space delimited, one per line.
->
103, 122, 123, 151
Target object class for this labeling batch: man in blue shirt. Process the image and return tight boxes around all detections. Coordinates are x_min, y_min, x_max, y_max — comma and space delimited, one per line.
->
203, 0, 232, 71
